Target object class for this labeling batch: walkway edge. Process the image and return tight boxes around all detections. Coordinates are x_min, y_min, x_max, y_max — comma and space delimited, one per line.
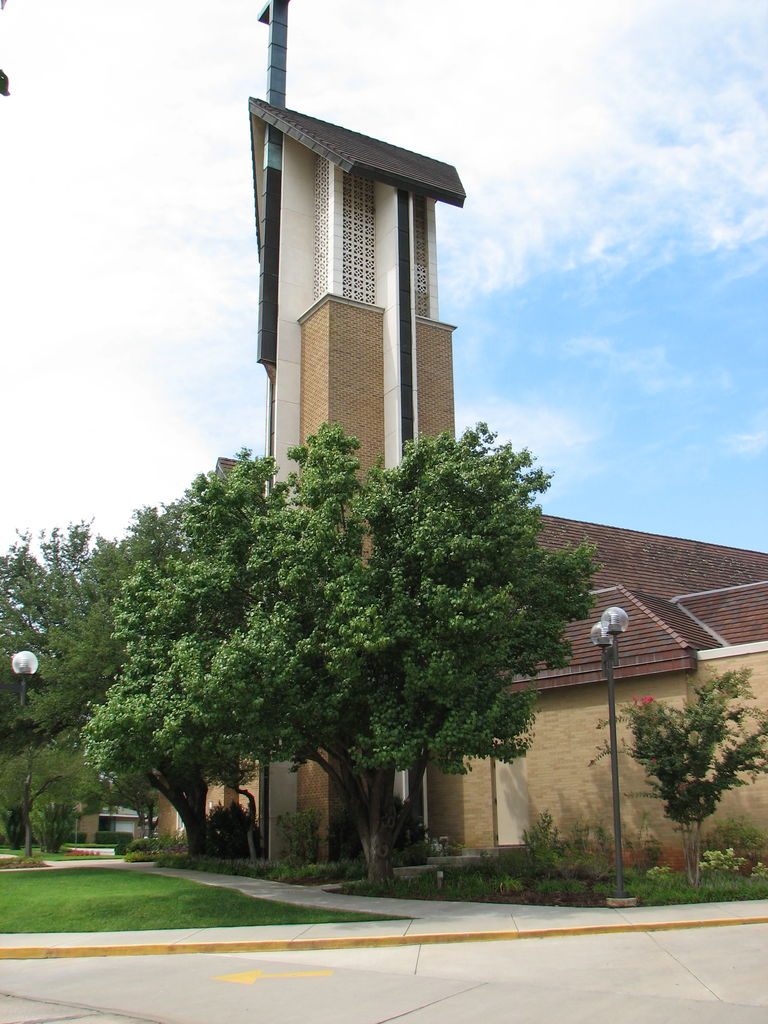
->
3, 914, 768, 960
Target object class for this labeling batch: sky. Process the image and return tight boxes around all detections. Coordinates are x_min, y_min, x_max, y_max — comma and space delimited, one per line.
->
1, 0, 766, 554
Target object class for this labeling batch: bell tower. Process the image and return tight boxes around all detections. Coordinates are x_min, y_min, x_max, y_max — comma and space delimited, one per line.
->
251, 2, 465, 475
250, 2, 465, 857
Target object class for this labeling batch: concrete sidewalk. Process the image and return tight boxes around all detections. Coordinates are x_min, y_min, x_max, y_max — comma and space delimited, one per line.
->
2, 860, 768, 961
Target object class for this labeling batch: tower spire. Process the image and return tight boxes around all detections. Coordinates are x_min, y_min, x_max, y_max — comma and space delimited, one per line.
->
255, 0, 291, 434
258, 1, 290, 108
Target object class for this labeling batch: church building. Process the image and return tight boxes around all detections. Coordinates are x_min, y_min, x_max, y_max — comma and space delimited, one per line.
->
240, 1, 768, 862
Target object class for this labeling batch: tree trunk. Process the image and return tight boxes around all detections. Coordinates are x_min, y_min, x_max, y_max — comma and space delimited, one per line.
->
150, 771, 208, 856
304, 750, 429, 884
236, 786, 259, 864
357, 768, 397, 882
681, 823, 703, 886
22, 772, 33, 858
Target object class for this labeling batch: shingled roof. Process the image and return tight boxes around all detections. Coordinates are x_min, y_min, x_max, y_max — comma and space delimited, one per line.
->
249, 98, 466, 208
676, 581, 768, 646
527, 521, 768, 691
539, 515, 768, 599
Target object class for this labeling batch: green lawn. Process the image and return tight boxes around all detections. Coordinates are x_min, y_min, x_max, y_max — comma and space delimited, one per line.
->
0, 868, 396, 933
0, 846, 118, 862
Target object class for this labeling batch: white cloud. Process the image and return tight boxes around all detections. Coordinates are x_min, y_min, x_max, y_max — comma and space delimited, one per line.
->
563, 336, 696, 393
725, 411, 768, 456
456, 396, 605, 508
456, 398, 598, 463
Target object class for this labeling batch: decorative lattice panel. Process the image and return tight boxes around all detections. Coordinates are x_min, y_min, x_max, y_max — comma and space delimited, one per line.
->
342, 174, 376, 304
313, 157, 331, 300
413, 195, 429, 317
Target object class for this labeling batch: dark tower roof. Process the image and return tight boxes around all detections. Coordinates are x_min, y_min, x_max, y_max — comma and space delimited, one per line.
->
250, 98, 466, 207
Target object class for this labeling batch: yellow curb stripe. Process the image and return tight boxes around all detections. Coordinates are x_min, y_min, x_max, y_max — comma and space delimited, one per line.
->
1, 915, 766, 960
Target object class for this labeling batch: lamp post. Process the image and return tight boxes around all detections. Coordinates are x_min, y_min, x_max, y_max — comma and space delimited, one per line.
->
590, 607, 629, 900
10, 651, 39, 858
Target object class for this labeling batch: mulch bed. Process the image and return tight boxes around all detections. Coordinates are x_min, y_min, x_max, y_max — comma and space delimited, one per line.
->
471, 890, 617, 907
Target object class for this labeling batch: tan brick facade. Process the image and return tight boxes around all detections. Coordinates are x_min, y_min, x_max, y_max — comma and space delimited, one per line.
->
426, 759, 496, 848
300, 298, 457, 473
300, 297, 385, 471
416, 319, 455, 439
294, 760, 346, 861
526, 650, 768, 860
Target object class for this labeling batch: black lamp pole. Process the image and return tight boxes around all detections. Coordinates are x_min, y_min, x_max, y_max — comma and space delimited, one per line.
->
591, 608, 629, 900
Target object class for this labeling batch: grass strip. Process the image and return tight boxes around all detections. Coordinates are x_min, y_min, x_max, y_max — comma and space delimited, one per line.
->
0, 868, 394, 933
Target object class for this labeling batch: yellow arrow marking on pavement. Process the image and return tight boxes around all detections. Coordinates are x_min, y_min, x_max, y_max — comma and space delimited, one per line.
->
214, 969, 333, 984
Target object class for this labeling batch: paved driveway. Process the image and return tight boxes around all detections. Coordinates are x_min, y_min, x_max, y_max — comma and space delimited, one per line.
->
2, 921, 767, 1024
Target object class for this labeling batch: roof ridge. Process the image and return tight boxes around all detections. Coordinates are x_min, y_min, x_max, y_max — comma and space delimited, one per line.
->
666, 597, 728, 648
541, 514, 768, 557
254, 100, 459, 170
621, 588, 701, 653
672, 579, 768, 602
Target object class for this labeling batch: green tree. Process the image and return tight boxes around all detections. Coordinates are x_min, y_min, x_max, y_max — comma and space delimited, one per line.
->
0, 742, 98, 854
0, 508, 189, 855
256, 425, 594, 879
608, 669, 768, 885
88, 424, 594, 876
0, 523, 122, 855
86, 464, 283, 855
191, 424, 593, 880
100, 772, 161, 839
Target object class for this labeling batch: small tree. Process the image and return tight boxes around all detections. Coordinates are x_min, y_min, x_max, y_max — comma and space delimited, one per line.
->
612, 669, 768, 885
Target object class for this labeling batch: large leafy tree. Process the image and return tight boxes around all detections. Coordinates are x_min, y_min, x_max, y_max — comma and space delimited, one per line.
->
0, 524, 125, 855
153, 423, 590, 879
86, 460, 284, 854
89, 424, 594, 875
237, 424, 595, 880
0, 508, 187, 854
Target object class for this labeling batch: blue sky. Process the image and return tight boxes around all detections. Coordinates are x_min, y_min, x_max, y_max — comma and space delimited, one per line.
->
1, 0, 766, 552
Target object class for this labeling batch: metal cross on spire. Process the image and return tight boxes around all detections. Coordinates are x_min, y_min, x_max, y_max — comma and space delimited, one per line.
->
258, 0, 290, 109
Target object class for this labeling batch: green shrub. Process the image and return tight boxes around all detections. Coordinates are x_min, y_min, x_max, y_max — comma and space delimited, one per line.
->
497, 874, 523, 894
126, 837, 153, 854
560, 821, 613, 880
705, 817, 768, 861
394, 840, 430, 867
535, 877, 587, 895
154, 830, 187, 851
206, 803, 260, 860
278, 808, 320, 866
522, 811, 564, 878
30, 802, 76, 854
700, 847, 747, 875
624, 820, 662, 871
2, 808, 25, 850
154, 852, 194, 868
94, 831, 133, 854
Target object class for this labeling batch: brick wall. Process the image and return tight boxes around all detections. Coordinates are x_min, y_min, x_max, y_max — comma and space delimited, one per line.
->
301, 297, 385, 470
416, 320, 455, 438
295, 759, 346, 861
525, 650, 768, 858
426, 759, 496, 848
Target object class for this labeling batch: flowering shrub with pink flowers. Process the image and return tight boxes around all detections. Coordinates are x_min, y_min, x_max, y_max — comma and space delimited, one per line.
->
597, 668, 768, 886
